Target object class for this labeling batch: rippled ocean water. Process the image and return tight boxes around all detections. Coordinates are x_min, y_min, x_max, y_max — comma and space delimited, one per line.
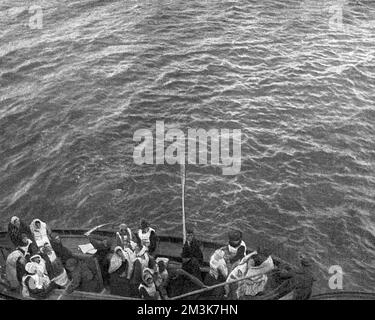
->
1, 0, 375, 293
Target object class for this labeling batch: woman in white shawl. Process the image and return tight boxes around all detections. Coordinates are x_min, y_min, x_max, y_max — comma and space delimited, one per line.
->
30, 219, 51, 248
5, 249, 25, 289
226, 251, 274, 299
203, 249, 229, 299
109, 246, 135, 279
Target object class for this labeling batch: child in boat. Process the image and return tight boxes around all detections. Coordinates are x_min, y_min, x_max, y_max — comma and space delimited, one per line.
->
138, 268, 161, 300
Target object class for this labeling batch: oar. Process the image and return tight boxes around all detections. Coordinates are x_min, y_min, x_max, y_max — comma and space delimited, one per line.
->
84, 223, 112, 237
170, 269, 275, 300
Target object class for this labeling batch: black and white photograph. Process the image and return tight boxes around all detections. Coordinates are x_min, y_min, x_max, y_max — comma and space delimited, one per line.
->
0, 0, 375, 308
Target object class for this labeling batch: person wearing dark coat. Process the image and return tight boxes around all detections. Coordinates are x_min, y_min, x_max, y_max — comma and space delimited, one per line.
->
87, 234, 112, 287
8, 216, 34, 247
108, 257, 131, 297
181, 229, 203, 280
50, 233, 74, 266
65, 258, 101, 294
17, 233, 38, 260
280, 255, 316, 300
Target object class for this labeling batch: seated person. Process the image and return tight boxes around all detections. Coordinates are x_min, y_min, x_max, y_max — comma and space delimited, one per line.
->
5, 249, 26, 290
108, 247, 133, 297
29, 219, 52, 248
22, 261, 54, 299
136, 220, 157, 255
40, 243, 69, 288
18, 233, 38, 259
154, 259, 169, 300
181, 228, 203, 280
222, 230, 247, 271
65, 258, 101, 294
87, 234, 113, 287
226, 251, 274, 299
129, 241, 150, 297
115, 224, 133, 249
203, 249, 228, 299
8, 216, 35, 247
138, 268, 160, 300
279, 255, 316, 300
50, 233, 74, 266
28, 254, 49, 279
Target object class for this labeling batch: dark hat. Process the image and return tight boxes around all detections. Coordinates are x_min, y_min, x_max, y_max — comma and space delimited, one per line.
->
186, 227, 194, 235
140, 219, 149, 229
228, 230, 242, 242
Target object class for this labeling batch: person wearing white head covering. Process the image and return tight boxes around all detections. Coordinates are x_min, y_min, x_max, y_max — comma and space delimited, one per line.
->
226, 251, 274, 299
138, 268, 160, 300
22, 262, 55, 299
30, 219, 51, 248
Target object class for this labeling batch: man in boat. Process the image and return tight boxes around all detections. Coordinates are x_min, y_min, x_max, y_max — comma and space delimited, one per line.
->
65, 258, 101, 294
7, 216, 35, 248
30, 219, 52, 248
136, 219, 158, 255
115, 223, 134, 249
86, 234, 113, 287
279, 254, 316, 300
50, 233, 74, 266
181, 228, 204, 280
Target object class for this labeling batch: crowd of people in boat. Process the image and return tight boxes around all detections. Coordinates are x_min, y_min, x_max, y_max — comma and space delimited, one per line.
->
2, 216, 315, 300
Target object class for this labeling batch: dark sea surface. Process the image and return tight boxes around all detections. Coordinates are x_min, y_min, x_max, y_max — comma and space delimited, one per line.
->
1, 0, 375, 293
